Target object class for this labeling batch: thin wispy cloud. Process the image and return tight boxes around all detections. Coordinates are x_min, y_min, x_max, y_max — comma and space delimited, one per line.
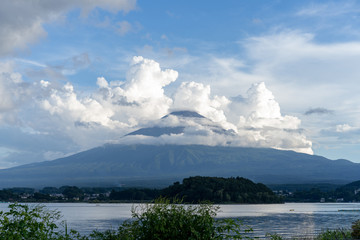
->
305, 108, 334, 116
296, 1, 360, 17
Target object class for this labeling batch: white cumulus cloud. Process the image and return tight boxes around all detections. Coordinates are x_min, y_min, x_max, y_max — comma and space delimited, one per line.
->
172, 81, 233, 130
0, 56, 314, 167
0, 62, 32, 124
227, 82, 312, 154
38, 57, 313, 155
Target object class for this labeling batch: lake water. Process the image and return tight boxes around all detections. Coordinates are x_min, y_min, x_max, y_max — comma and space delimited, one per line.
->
1, 202, 359, 238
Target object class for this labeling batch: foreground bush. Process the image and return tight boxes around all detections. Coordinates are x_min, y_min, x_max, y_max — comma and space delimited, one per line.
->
315, 229, 352, 240
0, 200, 253, 240
0, 203, 63, 240
1, 202, 359, 239
266, 228, 354, 240
352, 220, 360, 239
90, 197, 253, 239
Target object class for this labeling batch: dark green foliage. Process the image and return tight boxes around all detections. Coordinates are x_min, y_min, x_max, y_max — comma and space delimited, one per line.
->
290, 188, 327, 202
277, 179, 360, 202
90, 197, 254, 240
0, 176, 282, 203
108, 176, 282, 203
352, 220, 360, 239
6, 187, 35, 194
269, 183, 339, 193
315, 229, 352, 240
33, 192, 53, 201
109, 188, 160, 201
161, 176, 282, 203
81, 187, 116, 195
0, 189, 18, 201
40, 187, 61, 194
0, 203, 62, 240
266, 229, 353, 240
61, 186, 83, 200
0, 201, 254, 240
334, 181, 360, 202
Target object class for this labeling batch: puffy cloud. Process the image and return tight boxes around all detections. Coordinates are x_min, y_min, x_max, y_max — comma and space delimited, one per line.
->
0, 62, 31, 124
95, 56, 178, 125
38, 57, 312, 155
121, 78, 312, 155
41, 82, 118, 128
244, 82, 282, 119
243, 30, 360, 107
234, 30, 360, 156
172, 81, 234, 130
124, 56, 177, 103
0, 62, 21, 112
0, 56, 314, 167
228, 82, 312, 154
0, 0, 136, 56
228, 83, 300, 129
28, 56, 177, 153
41, 55, 178, 130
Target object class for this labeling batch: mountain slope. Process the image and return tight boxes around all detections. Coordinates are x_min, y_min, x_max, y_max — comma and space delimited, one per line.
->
0, 144, 359, 188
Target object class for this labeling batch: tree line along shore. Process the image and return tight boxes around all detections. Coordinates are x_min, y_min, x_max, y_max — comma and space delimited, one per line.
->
0, 176, 282, 204
1, 176, 360, 204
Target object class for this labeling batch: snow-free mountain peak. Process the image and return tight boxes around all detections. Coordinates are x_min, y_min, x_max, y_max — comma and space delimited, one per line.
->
162, 110, 206, 119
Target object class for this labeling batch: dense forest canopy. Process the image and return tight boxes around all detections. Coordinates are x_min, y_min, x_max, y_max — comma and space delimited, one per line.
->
160, 176, 282, 203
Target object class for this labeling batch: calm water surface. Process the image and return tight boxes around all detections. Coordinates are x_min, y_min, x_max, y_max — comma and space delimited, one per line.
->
1, 202, 359, 238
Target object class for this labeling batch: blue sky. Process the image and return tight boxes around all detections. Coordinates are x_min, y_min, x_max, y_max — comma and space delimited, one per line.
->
1, 0, 360, 168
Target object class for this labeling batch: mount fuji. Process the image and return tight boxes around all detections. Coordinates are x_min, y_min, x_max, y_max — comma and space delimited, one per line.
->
125, 110, 235, 138
0, 111, 359, 188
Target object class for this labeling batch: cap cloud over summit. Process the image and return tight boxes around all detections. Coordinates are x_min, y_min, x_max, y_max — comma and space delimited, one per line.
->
94, 57, 311, 154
